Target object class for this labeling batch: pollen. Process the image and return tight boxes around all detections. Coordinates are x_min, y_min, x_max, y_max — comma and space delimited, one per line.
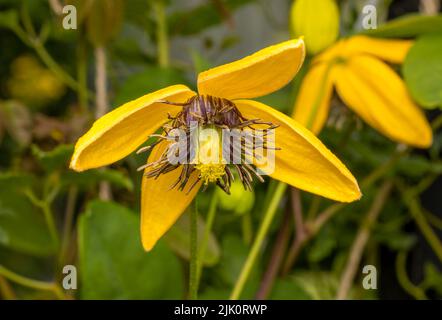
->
195, 163, 226, 185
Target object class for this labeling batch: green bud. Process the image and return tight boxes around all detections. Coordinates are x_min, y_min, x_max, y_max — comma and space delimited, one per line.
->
290, 0, 340, 55
217, 180, 255, 215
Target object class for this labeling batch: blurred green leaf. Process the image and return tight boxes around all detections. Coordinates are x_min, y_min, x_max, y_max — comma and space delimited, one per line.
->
0, 9, 19, 30
164, 211, 220, 267
365, 14, 442, 38
0, 175, 56, 256
78, 200, 184, 299
0, 172, 34, 190
403, 33, 442, 109
168, 0, 255, 36
307, 227, 337, 263
422, 262, 442, 295
269, 279, 312, 300
113, 66, 188, 106
189, 49, 212, 74
396, 155, 442, 177
291, 271, 359, 299
215, 234, 261, 299
69, 0, 124, 46
61, 168, 134, 191
0, 100, 32, 147
31, 144, 74, 172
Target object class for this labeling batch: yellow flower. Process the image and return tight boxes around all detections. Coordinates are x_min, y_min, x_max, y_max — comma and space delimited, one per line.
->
292, 35, 433, 148
70, 39, 361, 251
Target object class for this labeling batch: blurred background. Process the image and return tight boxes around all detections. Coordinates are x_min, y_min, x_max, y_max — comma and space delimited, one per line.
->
0, 0, 441, 300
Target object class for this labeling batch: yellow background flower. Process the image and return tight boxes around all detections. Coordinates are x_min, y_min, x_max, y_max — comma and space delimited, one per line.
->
292, 36, 433, 148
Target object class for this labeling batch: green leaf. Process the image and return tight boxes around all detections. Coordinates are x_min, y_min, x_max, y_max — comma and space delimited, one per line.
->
269, 279, 312, 300
164, 212, 220, 266
31, 144, 74, 172
215, 234, 261, 299
168, 0, 256, 36
61, 169, 134, 191
0, 9, 19, 30
113, 66, 188, 107
365, 14, 442, 38
307, 227, 337, 263
0, 176, 56, 256
0, 172, 34, 190
396, 155, 442, 177
403, 33, 442, 109
290, 271, 359, 299
422, 262, 442, 295
78, 200, 184, 299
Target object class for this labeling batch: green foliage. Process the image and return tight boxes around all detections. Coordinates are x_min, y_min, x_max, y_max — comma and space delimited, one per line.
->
31, 144, 74, 172
168, 0, 256, 36
0, 174, 56, 256
365, 14, 442, 38
164, 211, 220, 266
113, 66, 189, 107
0, 0, 440, 302
78, 200, 184, 299
61, 169, 134, 191
403, 33, 442, 109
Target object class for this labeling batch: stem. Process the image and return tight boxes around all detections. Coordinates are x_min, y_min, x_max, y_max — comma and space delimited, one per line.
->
396, 251, 427, 300
0, 265, 66, 299
255, 207, 291, 299
196, 191, 218, 289
0, 276, 16, 300
189, 198, 199, 300
94, 46, 108, 118
94, 45, 112, 200
230, 182, 287, 300
154, 0, 169, 67
336, 180, 393, 300
398, 184, 442, 263
59, 187, 78, 268
24, 189, 59, 247
281, 188, 309, 275
77, 34, 89, 112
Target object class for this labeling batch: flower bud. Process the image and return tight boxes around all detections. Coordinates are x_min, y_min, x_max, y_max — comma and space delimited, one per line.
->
290, 0, 340, 55
217, 180, 255, 215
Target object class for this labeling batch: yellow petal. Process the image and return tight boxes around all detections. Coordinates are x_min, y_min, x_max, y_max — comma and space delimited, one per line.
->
334, 55, 432, 148
141, 142, 202, 251
315, 36, 413, 64
70, 85, 195, 171
197, 38, 305, 100
344, 35, 413, 64
235, 100, 361, 202
292, 62, 335, 134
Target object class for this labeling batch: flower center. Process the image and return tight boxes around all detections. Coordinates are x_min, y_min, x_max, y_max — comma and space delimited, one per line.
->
138, 95, 277, 194
195, 163, 226, 185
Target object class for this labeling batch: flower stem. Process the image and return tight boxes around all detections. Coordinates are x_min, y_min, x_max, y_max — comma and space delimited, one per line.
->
189, 198, 199, 300
256, 207, 291, 299
336, 180, 393, 300
24, 189, 59, 247
0, 265, 66, 299
196, 191, 218, 289
396, 251, 427, 300
0, 276, 16, 300
230, 182, 287, 300
154, 0, 169, 68
398, 182, 442, 263
94, 45, 112, 200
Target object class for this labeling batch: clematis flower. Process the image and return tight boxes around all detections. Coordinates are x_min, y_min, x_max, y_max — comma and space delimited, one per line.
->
292, 35, 432, 148
70, 39, 361, 251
